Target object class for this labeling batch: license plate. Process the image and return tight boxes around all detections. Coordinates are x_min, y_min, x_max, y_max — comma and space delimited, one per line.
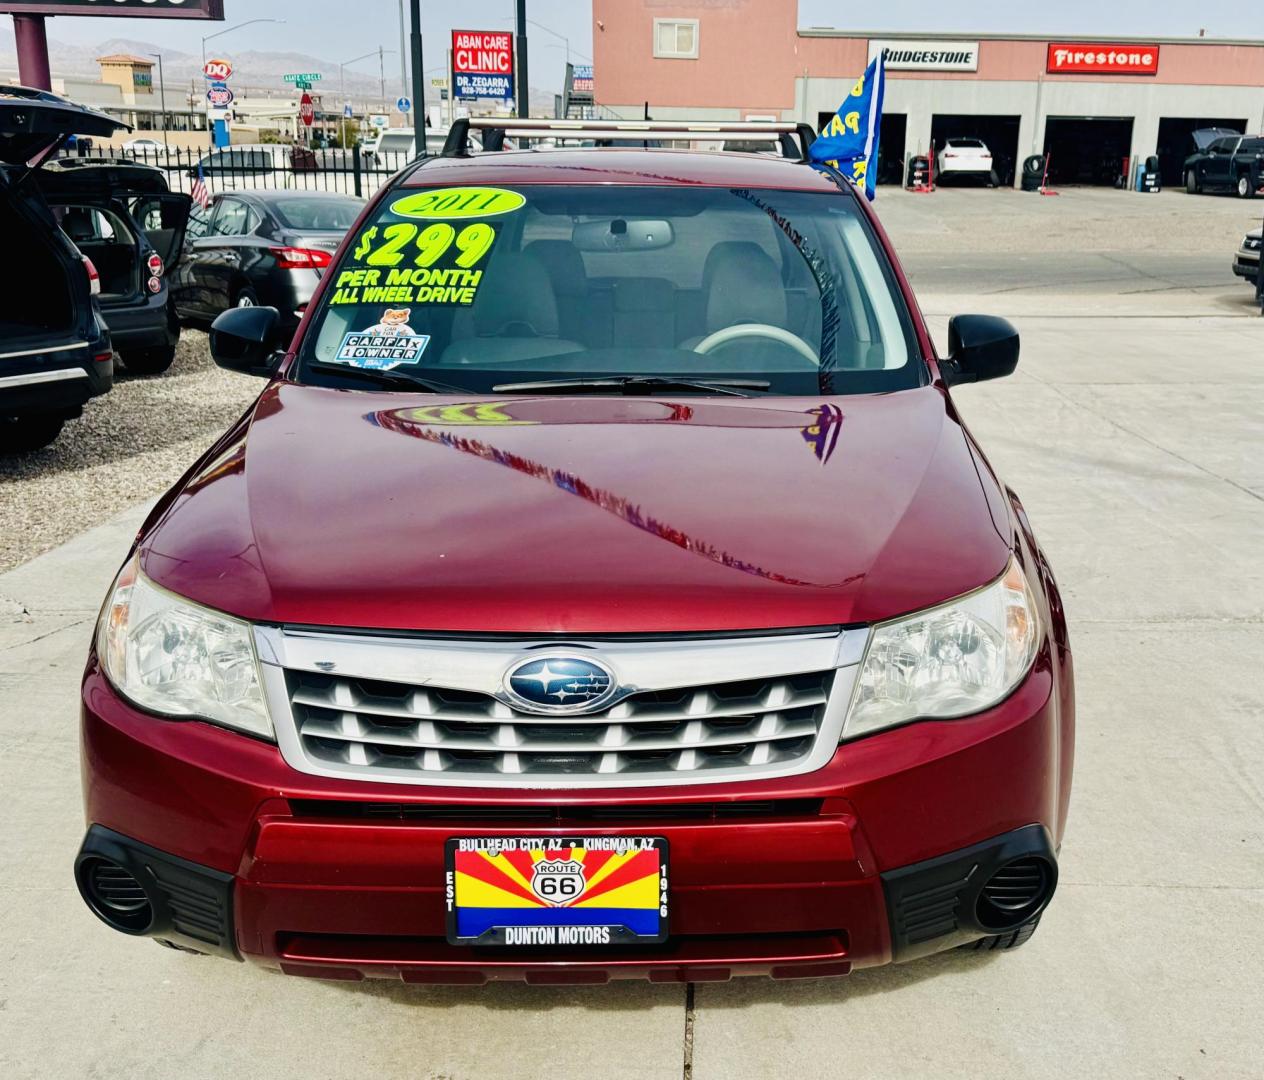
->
445, 836, 668, 947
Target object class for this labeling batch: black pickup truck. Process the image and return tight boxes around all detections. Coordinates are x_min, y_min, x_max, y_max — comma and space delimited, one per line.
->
1183, 133, 1264, 198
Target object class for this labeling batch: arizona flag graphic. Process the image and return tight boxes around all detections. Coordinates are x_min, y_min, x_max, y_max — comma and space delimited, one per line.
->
448, 839, 667, 945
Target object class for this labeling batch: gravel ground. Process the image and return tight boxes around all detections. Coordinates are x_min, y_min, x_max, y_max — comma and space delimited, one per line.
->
0, 332, 258, 573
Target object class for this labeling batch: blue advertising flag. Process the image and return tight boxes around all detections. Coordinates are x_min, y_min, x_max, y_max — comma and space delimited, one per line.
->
808, 55, 886, 200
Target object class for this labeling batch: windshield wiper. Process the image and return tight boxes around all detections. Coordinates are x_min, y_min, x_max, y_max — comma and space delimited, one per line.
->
310, 364, 470, 394
491, 376, 770, 397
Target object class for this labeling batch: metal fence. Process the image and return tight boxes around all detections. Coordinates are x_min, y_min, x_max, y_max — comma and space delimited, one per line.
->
67, 143, 419, 201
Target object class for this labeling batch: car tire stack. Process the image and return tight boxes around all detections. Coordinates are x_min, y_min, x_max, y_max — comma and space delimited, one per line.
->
1020, 155, 1044, 191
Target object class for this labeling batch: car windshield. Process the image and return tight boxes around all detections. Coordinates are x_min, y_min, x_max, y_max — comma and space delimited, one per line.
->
296, 183, 921, 396
270, 196, 362, 230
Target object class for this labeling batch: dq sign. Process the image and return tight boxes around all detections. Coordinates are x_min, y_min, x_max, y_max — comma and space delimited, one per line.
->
452, 29, 514, 101
203, 58, 232, 81
0, 1, 225, 17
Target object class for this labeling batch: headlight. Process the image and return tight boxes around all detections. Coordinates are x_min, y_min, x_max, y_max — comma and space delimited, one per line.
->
96, 556, 273, 739
843, 557, 1040, 739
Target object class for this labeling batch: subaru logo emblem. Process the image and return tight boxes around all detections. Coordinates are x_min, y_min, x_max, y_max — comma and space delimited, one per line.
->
503, 656, 617, 715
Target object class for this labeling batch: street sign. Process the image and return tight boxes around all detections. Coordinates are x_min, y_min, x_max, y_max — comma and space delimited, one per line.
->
294, 80, 312, 91
300, 93, 315, 127
396, 96, 412, 114
452, 29, 514, 101
203, 58, 232, 81
283, 72, 323, 84
206, 83, 234, 108
343, 102, 354, 119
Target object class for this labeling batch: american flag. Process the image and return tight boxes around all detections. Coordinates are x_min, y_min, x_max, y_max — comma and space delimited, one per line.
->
191, 164, 211, 211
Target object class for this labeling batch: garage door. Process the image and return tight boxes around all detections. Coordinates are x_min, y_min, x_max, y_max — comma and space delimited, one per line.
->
1042, 117, 1133, 186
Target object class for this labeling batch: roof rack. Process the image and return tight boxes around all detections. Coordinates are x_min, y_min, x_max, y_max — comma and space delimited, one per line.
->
441, 117, 817, 161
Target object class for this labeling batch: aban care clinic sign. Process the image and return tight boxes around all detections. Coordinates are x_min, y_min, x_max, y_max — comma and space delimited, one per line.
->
452, 30, 515, 102
867, 39, 979, 72
0, 0, 223, 16
1047, 43, 1160, 75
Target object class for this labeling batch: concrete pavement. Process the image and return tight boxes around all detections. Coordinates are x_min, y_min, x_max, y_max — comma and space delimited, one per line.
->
3, 229, 1263, 1077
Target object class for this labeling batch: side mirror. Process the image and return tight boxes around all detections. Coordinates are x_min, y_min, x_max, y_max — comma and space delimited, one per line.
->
210, 306, 285, 377
943, 314, 1019, 386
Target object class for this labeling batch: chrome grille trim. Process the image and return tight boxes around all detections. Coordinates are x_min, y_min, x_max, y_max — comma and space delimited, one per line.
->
256, 626, 866, 789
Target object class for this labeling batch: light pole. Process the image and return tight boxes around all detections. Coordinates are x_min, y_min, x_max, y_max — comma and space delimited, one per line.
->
340, 49, 396, 146
514, 0, 529, 119
200, 19, 286, 146
148, 52, 169, 153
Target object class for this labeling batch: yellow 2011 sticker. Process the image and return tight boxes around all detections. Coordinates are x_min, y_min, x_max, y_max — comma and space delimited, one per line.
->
390, 186, 526, 219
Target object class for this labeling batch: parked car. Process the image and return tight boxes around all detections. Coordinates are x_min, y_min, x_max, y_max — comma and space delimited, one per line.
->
185, 144, 304, 189
122, 137, 165, 157
41, 158, 190, 375
363, 127, 483, 163
171, 189, 362, 331
1233, 226, 1261, 284
937, 137, 996, 185
0, 88, 119, 453
76, 118, 1074, 981
1184, 133, 1264, 197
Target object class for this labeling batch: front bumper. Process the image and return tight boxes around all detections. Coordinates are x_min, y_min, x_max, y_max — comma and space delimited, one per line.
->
78, 654, 1069, 983
1233, 248, 1260, 281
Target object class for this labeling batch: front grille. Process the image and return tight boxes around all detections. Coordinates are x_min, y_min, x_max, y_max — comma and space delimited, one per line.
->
286, 669, 833, 782
288, 798, 823, 823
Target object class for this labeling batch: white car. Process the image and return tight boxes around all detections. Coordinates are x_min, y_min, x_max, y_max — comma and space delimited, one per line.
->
937, 137, 995, 184
122, 137, 167, 159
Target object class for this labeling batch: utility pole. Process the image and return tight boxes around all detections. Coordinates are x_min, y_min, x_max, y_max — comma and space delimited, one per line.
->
397, 0, 409, 100
149, 53, 170, 152
409, 0, 425, 148
515, 0, 529, 119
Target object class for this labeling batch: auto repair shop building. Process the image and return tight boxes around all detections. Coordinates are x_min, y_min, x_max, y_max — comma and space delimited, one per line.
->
591, 0, 1264, 187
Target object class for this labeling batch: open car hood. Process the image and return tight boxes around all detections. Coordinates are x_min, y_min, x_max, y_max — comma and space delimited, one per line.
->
0, 86, 127, 166
35, 157, 171, 196
1190, 127, 1238, 151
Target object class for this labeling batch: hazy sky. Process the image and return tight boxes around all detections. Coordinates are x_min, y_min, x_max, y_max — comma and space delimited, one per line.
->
28, 0, 1264, 93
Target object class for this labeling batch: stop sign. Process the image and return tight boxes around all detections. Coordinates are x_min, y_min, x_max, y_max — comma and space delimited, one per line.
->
300, 93, 315, 127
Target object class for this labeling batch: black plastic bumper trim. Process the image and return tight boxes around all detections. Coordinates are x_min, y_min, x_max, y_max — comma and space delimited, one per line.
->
881, 824, 1058, 962
74, 825, 239, 961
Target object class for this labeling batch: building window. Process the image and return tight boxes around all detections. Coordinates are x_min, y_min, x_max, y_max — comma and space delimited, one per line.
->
653, 18, 699, 60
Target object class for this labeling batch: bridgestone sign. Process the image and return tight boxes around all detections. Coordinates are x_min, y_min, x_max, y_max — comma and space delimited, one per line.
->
0, 0, 224, 17
868, 39, 979, 72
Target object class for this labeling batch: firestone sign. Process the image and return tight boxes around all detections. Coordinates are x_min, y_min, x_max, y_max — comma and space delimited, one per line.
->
1047, 43, 1160, 76
867, 39, 979, 72
0, 0, 224, 16
452, 29, 514, 101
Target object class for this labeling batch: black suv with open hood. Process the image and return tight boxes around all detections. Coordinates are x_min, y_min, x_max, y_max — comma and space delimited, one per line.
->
0, 87, 121, 452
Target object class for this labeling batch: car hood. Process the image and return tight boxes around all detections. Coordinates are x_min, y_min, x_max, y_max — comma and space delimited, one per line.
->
140, 384, 1011, 634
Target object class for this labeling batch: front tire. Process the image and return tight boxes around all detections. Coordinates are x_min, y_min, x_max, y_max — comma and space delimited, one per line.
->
1237, 173, 1255, 199
1186, 169, 1200, 195
960, 913, 1042, 952
0, 414, 65, 454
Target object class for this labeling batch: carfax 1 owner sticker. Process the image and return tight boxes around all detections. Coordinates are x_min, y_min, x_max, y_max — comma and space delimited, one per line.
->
325, 186, 524, 370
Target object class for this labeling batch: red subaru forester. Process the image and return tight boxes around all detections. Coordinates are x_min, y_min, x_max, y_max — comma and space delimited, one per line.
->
76, 119, 1073, 983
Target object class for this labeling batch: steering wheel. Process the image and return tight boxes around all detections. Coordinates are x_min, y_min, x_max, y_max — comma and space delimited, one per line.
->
693, 324, 820, 367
